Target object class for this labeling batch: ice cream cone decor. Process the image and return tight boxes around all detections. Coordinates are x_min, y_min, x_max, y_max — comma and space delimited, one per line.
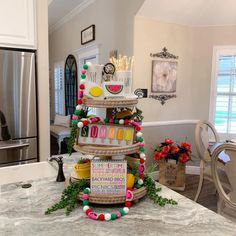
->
124, 128, 133, 145
108, 127, 116, 144
99, 126, 107, 143
90, 125, 98, 143
116, 128, 124, 144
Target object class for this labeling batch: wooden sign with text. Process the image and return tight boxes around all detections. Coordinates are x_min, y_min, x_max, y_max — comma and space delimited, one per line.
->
90, 160, 127, 195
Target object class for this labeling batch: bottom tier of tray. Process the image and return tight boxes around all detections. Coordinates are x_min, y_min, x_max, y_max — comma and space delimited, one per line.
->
77, 187, 147, 205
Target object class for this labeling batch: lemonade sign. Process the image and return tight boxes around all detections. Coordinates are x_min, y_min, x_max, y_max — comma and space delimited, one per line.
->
91, 160, 127, 195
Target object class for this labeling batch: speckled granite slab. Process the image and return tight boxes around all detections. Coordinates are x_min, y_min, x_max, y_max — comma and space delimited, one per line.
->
0, 155, 236, 236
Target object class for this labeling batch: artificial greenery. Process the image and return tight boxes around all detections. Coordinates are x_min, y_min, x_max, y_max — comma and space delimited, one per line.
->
45, 179, 87, 216
67, 124, 77, 155
144, 174, 177, 206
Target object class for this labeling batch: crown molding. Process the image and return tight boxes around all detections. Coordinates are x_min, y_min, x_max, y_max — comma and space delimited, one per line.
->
49, 0, 96, 34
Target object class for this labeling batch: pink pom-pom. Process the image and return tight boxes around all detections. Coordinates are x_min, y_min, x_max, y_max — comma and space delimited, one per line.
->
138, 164, 145, 173
81, 69, 87, 74
72, 115, 78, 120
78, 91, 83, 98
109, 118, 114, 123
82, 194, 89, 200
132, 121, 139, 127
139, 142, 145, 147
88, 212, 98, 220
91, 118, 97, 123
116, 211, 121, 218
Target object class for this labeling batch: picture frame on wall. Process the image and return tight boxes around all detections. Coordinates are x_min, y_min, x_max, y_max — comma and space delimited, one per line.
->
151, 59, 177, 93
81, 25, 95, 45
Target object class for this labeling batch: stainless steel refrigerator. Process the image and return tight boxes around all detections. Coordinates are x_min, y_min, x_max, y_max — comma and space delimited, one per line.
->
0, 48, 38, 166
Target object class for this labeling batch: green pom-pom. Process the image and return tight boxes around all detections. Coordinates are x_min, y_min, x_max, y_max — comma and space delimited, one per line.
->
72, 120, 78, 126
111, 213, 116, 220
74, 110, 82, 116
136, 184, 141, 189
138, 137, 144, 142
83, 200, 89, 206
104, 118, 109, 123
115, 119, 119, 124
139, 147, 145, 152
81, 74, 86, 79
83, 189, 89, 194
120, 209, 125, 216
83, 64, 89, 69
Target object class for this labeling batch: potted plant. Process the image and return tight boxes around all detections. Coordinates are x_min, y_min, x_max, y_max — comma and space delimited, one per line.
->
153, 138, 192, 191
74, 159, 91, 179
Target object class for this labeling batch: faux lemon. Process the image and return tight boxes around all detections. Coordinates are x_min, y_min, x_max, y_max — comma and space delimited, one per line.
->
89, 86, 103, 97
126, 173, 135, 188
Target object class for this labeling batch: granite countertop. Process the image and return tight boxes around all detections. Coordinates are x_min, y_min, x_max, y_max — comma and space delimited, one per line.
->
1, 154, 236, 236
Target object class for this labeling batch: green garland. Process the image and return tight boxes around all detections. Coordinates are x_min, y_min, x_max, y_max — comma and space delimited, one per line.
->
144, 175, 177, 206
45, 180, 87, 216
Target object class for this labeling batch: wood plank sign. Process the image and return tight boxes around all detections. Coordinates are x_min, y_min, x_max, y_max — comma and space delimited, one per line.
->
90, 160, 127, 195
78, 124, 134, 146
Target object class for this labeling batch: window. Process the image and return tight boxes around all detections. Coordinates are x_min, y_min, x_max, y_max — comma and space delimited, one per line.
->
210, 46, 236, 139
54, 62, 64, 115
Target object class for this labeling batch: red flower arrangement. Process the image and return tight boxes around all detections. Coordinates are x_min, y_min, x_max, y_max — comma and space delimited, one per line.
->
154, 138, 192, 164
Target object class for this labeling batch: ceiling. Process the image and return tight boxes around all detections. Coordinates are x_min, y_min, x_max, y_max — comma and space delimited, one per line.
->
48, 0, 85, 28
137, 0, 236, 26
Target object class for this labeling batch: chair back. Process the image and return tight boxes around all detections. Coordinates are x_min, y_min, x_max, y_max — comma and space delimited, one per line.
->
195, 120, 220, 162
211, 143, 236, 210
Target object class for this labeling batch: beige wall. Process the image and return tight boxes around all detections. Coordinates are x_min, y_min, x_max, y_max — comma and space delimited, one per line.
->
49, 0, 144, 119
133, 16, 236, 122
36, 0, 50, 161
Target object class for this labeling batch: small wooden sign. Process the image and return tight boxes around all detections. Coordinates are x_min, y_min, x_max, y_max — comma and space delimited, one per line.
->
78, 124, 134, 146
91, 160, 127, 195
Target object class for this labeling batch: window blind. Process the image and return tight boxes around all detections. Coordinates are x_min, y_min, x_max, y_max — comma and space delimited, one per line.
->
214, 55, 236, 134
54, 62, 64, 115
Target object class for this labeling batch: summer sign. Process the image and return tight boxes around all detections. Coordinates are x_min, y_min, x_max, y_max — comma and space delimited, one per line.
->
78, 124, 134, 146
91, 160, 127, 195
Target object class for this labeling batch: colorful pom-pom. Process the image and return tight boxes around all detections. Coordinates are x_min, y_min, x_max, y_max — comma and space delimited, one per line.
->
135, 126, 141, 131
80, 79, 86, 84
83, 200, 89, 206
77, 99, 83, 105
139, 173, 145, 179
104, 118, 109, 123
80, 84, 85, 90
83, 64, 89, 70
124, 119, 129, 125
99, 214, 105, 221
105, 213, 111, 221
81, 69, 87, 74
115, 119, 119, 124
111, 213, 116, 220
136, 183, 141, 189
125, 201, 132, 208
76, 105, 82, 110
140, 158, 145, 164
85, 187, 90, 193
123, 207, 129, 214
138, 179, 144, 185
74, 110, 82, 116
82, 194, 89, 200
72, 120, 78, 126
136, 132, 143, 137
139, 142, 145, 147
77, 122, 84, 128
138, 137, 144, 142
83, 206, 90, 212
119, 209, 125, 216
139, 147, 145, 152
81, 74, 86, 79
109, 118, 114, 123
116, 211, 121, 218
140, 153, 146, 158
78, 91, 83, 98
88, 212, 98, 220
119, 119, 124, 125
86, 209, 92, 215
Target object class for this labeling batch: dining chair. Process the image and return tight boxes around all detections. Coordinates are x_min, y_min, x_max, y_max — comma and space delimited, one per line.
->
211, 143, 236, 220
194, 120, 230, 202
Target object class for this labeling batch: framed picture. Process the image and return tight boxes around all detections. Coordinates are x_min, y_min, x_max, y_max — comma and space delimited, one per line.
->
81, 25, 95, 45
151, 59, 177, 93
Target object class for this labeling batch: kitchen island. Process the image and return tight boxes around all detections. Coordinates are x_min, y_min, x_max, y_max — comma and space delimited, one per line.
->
0, 155, 236, 236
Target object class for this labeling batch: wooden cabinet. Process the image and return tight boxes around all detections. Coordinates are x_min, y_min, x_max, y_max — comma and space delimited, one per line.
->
0, 0, 36, 49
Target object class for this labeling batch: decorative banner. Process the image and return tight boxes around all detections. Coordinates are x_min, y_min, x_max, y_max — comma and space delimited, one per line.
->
79, 124, 134, 146
91, 160, 127, 195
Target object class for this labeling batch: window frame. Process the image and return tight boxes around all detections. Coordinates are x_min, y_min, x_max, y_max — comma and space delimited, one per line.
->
210, 45, 236, 140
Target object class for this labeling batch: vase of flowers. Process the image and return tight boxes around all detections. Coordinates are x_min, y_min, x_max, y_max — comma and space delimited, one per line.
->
154, 138, 192, 191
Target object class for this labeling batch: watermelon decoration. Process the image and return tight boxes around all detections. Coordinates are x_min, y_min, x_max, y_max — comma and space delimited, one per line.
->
105, 84, 123, 95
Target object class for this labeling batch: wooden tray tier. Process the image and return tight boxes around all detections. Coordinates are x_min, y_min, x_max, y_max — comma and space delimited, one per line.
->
83, 98, 138, 108
77, 187, 147, 204
73, 143, 140, 156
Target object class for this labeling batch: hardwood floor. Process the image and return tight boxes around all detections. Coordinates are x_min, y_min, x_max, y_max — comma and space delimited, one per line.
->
177, 175, 217, 212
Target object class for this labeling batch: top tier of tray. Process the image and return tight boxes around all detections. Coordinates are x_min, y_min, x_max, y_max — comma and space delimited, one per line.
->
82, 97, 138, 108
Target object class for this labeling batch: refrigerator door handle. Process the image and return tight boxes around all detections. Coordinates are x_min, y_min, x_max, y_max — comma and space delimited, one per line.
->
0, 141, 29, 150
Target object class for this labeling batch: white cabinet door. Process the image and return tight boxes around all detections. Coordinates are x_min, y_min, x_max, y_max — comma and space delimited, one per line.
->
0, 0, 36, 49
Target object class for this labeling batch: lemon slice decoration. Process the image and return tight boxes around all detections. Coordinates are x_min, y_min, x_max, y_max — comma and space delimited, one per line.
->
89, 86, 103, 97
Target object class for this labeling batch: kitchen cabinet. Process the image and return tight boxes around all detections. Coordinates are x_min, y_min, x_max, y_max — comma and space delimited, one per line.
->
0, 0, 36, 49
